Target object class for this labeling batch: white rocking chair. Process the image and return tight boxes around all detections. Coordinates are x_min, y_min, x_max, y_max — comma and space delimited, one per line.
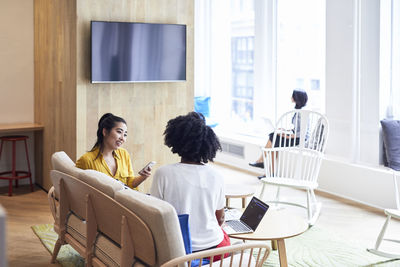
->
259, 110, 329, 226
368, 171, 400, 258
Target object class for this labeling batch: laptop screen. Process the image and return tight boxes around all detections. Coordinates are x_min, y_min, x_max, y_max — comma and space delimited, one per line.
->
240, 197, 269, 230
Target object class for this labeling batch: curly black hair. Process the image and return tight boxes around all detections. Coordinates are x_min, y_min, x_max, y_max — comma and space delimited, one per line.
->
164, 112, 221, 163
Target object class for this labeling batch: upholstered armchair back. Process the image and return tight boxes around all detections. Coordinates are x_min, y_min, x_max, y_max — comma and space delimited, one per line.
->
116, 190, 186, 266
51, 170, 157, 266
49, 151, 186, 267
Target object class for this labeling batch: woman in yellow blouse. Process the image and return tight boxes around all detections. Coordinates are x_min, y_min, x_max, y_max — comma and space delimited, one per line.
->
76, 113, 152, 189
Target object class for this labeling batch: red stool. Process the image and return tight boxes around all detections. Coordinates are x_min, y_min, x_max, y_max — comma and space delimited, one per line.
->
0, 136, 33, 196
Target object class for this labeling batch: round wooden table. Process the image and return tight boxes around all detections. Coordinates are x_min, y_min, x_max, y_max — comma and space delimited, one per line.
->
225, 184, 256, 208
229, 209, 308, 267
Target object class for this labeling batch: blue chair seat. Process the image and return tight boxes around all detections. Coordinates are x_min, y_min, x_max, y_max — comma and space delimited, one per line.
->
194, 96, 218, 128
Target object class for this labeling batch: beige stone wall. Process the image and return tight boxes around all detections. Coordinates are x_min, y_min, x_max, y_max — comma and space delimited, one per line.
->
0, 1, 35, 188
0, 0, 34, 124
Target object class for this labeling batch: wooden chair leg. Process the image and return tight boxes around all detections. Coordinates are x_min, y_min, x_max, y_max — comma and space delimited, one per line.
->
51, 238, 63, 263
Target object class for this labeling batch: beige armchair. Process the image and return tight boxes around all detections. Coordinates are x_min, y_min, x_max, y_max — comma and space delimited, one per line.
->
50, 170, 156, 266
47, 151, 272, 266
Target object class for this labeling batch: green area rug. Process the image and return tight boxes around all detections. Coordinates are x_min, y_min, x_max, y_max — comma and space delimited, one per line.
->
32, 224, 399, 267
31, 224, 85, 267
259, 226, 399, 267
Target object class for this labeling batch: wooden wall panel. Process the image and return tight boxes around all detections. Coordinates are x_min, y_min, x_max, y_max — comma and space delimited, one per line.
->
34, 0, 77, 190
76, 0, 194, 192
35, 0, 193, 191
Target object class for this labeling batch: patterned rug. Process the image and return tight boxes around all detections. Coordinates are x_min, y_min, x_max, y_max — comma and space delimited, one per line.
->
259, 226, 399, 267
32, 224, 399, 267
31, 224, 85, 267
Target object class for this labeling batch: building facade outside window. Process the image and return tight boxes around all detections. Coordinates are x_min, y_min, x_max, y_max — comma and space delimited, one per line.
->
231, 36, 255, 121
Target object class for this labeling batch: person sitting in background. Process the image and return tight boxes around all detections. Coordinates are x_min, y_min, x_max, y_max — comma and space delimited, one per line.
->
150, 112, 230, 259
249, 89, 308, 178
76, 113, 152, 190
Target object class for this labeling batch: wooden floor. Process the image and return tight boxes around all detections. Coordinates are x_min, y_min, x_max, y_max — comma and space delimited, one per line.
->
1, 164, 400, 266
0, 185, 59, 267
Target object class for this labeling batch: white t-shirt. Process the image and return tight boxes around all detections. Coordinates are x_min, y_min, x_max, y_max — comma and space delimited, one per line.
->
150, 163, 225, 251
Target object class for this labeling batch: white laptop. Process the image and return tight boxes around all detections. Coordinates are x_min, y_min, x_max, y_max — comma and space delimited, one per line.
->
223, 196, 269, 235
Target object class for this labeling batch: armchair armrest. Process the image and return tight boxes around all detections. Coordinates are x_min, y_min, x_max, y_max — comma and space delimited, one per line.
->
160, 243, 270, 267
48, 186, 58, 221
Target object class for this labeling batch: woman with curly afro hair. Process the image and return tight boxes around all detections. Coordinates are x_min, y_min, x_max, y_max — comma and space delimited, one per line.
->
150, 112, 230, 259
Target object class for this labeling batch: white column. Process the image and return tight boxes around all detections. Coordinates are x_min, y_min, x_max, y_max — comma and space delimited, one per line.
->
254, 0, 277, 124
325, 0, 380, 165
209, 0, 232, 122
326, 0, 357, 159
194, 0, 212, 97
359, 0, 380, 164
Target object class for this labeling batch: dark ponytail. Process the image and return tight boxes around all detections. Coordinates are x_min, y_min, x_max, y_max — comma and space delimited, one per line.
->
91, 113, 127, 156
292, 89, 308, 109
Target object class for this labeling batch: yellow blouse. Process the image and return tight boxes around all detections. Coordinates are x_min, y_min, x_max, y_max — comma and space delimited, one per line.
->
76, 147, 138, 190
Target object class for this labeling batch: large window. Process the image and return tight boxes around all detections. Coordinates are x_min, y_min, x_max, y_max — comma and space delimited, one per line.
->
231, 36, 255, 120
196, 0, 390, 167
195, 0, 326, 137
380, 0, 400, 119
230, 0, 255, 125
276, 0, 326, 117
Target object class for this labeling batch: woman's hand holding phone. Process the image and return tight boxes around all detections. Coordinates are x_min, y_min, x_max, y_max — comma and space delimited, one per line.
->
138, 161, 156, 178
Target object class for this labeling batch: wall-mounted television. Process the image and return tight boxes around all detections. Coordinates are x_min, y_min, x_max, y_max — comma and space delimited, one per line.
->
91, 21, 186, 83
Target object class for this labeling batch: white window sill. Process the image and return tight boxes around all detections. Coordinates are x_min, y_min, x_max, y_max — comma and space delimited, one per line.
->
214, 127, 267, 147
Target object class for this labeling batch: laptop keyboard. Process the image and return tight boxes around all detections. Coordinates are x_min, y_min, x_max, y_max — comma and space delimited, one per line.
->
226, 220, 252, 232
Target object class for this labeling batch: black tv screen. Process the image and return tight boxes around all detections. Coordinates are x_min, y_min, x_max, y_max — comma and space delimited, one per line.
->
91, 21, 186, 83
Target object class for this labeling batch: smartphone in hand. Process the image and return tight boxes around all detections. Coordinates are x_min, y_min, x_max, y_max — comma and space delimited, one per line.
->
140, 161, 156, 173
